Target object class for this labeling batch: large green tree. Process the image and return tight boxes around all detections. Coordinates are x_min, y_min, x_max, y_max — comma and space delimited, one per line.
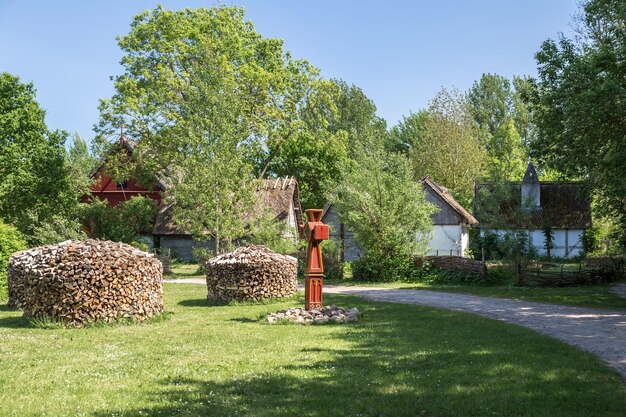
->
0, 72, 81, 244
467, 74, 531, 180
388, 110, 429, 155
409, 87, 485, 206
328, 79, 387, 154
530, 0, 626, 247
97, 5, 344, 209
331, 138, 435, 263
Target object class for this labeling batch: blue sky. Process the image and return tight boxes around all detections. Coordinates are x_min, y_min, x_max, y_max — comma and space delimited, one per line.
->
0, 1, 578, 142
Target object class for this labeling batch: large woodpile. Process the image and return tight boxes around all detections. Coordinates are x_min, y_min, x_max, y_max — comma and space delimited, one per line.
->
8, 239, 163, 326
415, 256, 486, 276
205, 245, 297, 302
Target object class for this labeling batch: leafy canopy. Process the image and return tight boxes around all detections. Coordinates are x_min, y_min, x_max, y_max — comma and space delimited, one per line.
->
0, 72, 83, 244
330, 138, 436, 262
529, 0, 626, 246
409, 87, 485, 206
467, 74, 531, 180
97, 5, 346, 209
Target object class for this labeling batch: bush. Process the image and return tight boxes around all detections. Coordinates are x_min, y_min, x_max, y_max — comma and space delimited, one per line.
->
130, 241, 149, 252
352, 255, 419, 282
192, 247, 214, 274
28, 215, 86, 246
321, 239, 343, 280
0, 221, 27, 301
245, 213, 301, 255
81, 196, 158, 244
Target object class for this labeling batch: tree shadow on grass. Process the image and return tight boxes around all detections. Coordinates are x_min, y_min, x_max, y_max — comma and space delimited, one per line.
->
178, 298, 211, 307
229, 317, 259, 323
0, 304, 19, 312
0, 314, 31, 329
92, 295, 626, 417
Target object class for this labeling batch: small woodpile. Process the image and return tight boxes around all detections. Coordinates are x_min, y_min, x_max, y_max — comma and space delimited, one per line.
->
415, 256, 486, 276
8, 239, 163, 326
205, 245, 297, 302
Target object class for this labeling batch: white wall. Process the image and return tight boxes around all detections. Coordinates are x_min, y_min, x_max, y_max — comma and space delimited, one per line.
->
481, 229, 585, 258
427, 225, 465, 257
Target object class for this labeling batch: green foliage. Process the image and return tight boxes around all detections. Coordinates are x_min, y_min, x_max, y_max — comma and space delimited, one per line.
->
0, 73, 82, 244
245, 213, 301, 255
130, 241, 149, 252
328, 79, 388, 155
530, 0, 626, 245
98, 5, 346, 210
191, 247, 214, 274
28, 215, 86, 246
320, 238, 343, 280
388, 110, 429, 154
67, 133, 96, 196
352, 255, 419, 282
331, 139, 436, 264
584, 214, 625, 256
0, 220, 27, 300
467, 73, 530, 180
82, 196, 158, 243
408, 87, 485, 206
542, 223, 555, 259
472, 230, 537, 282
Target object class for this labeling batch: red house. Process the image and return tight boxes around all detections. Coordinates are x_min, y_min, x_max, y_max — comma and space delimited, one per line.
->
86, 137, 164, 207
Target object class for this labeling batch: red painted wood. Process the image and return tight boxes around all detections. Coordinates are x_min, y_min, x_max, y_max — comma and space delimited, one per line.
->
303, 208, 328, 310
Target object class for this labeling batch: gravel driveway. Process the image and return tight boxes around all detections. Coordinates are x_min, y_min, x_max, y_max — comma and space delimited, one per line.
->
165, 279, 626, 379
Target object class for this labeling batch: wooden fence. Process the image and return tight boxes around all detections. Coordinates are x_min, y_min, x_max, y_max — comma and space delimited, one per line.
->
519, 259, 624, 287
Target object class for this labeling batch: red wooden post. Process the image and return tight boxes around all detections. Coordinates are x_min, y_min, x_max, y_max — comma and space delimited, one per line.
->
303, 209, 329, 310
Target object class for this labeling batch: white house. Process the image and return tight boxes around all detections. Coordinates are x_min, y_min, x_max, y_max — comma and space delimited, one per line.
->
321, 177, 478, 261
474, 163, 592, 258
421, 177, 478, 257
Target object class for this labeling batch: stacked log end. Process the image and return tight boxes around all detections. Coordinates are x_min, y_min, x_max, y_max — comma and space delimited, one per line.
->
205, 245, 297, 302
8, 239, 163, 326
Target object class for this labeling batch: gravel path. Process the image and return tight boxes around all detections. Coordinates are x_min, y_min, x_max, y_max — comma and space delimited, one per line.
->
164, 279, 626, 379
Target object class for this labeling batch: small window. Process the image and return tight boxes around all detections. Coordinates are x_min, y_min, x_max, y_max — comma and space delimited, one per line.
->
116, 181, 128, 190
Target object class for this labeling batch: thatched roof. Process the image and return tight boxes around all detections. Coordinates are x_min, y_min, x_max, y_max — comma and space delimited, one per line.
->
474, 181, 592, 229
153, 177, 302, 236
421, 177, 478, 225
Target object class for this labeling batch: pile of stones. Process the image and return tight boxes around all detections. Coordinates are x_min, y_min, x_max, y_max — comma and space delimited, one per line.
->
267, 305, 360, 324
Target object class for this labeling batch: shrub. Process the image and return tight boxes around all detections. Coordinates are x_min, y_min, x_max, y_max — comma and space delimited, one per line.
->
352, 255, 420, 282
192, 247, 214, 274
0, 221, 27, 301
81, 196, 158, 243
130, 241, 149, 252
28, 215, 86, 246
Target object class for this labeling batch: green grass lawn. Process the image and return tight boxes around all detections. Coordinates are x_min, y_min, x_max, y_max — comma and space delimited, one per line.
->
0, 283, 625, 417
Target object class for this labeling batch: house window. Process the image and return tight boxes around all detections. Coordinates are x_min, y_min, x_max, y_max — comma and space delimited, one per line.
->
116, 181, 128, 190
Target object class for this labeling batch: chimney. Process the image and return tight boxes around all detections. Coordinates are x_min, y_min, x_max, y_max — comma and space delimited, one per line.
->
521, 162, 540, 211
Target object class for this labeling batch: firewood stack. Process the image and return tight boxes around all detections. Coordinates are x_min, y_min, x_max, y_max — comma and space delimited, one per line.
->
7, 239, 163, 326
205, 245, 297, 302
415, 256, 486, 276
